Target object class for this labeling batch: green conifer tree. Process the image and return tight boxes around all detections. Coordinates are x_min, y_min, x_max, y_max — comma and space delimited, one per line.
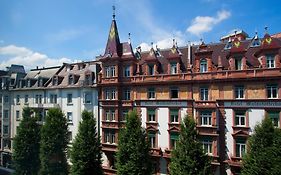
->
242, 117, 281, 175
116, 109, 153, 175
13, 107, 41, 175
70, 110, 103, 175
39, 108, 68, 175
170, 115, 211, 175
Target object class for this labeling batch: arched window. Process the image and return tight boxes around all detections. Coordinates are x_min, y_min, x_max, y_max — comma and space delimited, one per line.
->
200, 59, 207, 73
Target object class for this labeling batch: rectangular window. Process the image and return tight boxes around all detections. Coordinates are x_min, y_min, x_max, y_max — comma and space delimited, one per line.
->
235, 85, 244, 99
84, 92, 92, 104
235, 111, 246, 126
68, 75, 74, 85
4, 95, 9, 103
24, 95, 28, 104
170, 62, 177, 74
148, 131, 156, 148
200, 87, 209, 101
50, 94, 57, 104
4, 110, 9, 119
266, 55, 275, 68
235, 58, 242, 70
170, 87, 178, 99
148, 87, 155, 99
200, 59, 207, 73
170, 109, 179, 123
201, 138, 213, 155
268, 111, 280, 127
3, 125, 8, 135
111, 89, 116, 100
236, 138, 246, 158
16, 95, 20, 104
105, 110, 115, 121
267, 84, 278, 98
16, 110, 20, 121
122, 110, 128, 121
67, 94, 73, 104
170, 132, 179, 149
148, 64, 154, 75
104, 129, 115, 144
105, 67, 110, 77
148, 109, 156, 122
67, 112, 73, 123
124, 65, 130, 77
110, 66, 116, 77
200, 111, 212, 126
105, 89, 110, 100
123, 88, 131, 100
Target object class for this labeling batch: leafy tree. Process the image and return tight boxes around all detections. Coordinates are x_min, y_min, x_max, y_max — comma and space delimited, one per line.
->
13, 107, 41, 175
39, 108, 69, 175
242, 117, 281, 175
170, 115, 211, 175
70, 110, 103, 175
116, 109, 153, 175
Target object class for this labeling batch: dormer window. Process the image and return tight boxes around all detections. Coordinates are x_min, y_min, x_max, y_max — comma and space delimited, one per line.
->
38, 78, 44, 87
27, 79, 31, 87
170, 62, 177, 74
85, 74, 92, 85
235, 57, 242, 70
200, 59, 207, 73
251, 39, 261, 47
224, 41, 232, 50
266, 54, 275, 68
52, 76, 58, 86
68, 75, 74, 85
148, 64, 154, 75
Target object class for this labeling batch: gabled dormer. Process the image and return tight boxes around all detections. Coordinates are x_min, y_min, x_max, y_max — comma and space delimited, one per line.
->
255, 28, 281, 68
194, 40, 213, 73
249, 32, 261, 47
228, 36, 248, 71
167, 40, 181, 74
143, 44, 159, 75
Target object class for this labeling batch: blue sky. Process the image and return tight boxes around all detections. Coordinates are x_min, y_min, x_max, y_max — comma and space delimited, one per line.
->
0, 0, 280, 70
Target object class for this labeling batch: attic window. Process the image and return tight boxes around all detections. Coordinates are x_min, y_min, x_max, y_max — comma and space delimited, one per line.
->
251, 39, 261, 47
224, 42, 232, 50
68, 75, 74, 85
38, 78, 44, 87
52, 77, 58, 86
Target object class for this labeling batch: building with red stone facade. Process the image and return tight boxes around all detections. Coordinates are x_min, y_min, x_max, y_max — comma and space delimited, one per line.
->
98, 14, 281, 175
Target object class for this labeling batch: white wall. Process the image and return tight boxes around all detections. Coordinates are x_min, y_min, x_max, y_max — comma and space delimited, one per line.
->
224, 109, 233, 159
158, 108, 169, 150
249, 109, 264, 134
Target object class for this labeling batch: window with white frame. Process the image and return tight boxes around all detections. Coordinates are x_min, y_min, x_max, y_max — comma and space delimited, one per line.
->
235, 138, 246, 158
266, 54, 275, 68
170, 109, 179, 123
268, 111, 280, 127
16, 110, 20, 121
200, 59, 207, 73
123, 88, 130, 100
105, 110, 115, 121
267, 84, 278, 98
67, 112, 73, 123
170, 62, 177, 74
148, 87, 155, 99
200, 87, 209, 101
24, 95, 28, 104
148, 109, 156, 122
50, 94, 57, 104
235, 57, 242, 70
124, 65, 130, 77
170, 132, 179, 149
84, 92, 92, 104
148, 131, 157, 148
201, 138, 213, 155
67, 93, 73, 104
235, 85, 244, 99
105, 67, 110, 77
68, 75, 74, 85
104, 129, 115, 144
16, 95, 20, 104
200, 111, 212, 126
235, 111, 246, 126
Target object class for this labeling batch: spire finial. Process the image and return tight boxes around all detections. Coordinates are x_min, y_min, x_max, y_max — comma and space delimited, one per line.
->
128, 33, 131, 44
172, 38, 175, 46
112, 5, 116, 19
234, 30, 237, 37
265, 26, 268, 34
151, 42, 153, 48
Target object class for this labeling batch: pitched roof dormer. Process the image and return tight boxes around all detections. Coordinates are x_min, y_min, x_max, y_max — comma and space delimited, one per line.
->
260, 33, 281, 50
104, 8, 121, 58
167, 39, 181, 60
195, 40, 213, 55
144, 43, 158, 63
230, 37, 246, 53
249, 32, 261, 47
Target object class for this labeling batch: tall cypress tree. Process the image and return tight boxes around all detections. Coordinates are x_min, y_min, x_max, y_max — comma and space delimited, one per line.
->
116, 109, 153, 175
70, 110, 103, 175
12, 107, 41, 175
39, 108, 68, 175
242, 117, 281, 175
170, 115, 211, 175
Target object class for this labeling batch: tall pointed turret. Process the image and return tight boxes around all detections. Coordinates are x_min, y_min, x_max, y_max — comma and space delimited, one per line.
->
104, 6, 121, 57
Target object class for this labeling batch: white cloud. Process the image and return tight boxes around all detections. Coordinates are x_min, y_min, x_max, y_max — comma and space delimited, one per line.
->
187, 10, 231, 36
0, 45, 78, 70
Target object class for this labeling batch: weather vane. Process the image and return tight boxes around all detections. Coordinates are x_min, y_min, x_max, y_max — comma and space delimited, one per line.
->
112, 5, 116, 19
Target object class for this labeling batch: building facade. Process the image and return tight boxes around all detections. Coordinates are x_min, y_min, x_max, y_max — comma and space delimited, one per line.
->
98, 15, 281, 175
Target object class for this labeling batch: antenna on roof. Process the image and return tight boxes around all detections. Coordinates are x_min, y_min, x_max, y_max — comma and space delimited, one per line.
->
112, 5, 116, 19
